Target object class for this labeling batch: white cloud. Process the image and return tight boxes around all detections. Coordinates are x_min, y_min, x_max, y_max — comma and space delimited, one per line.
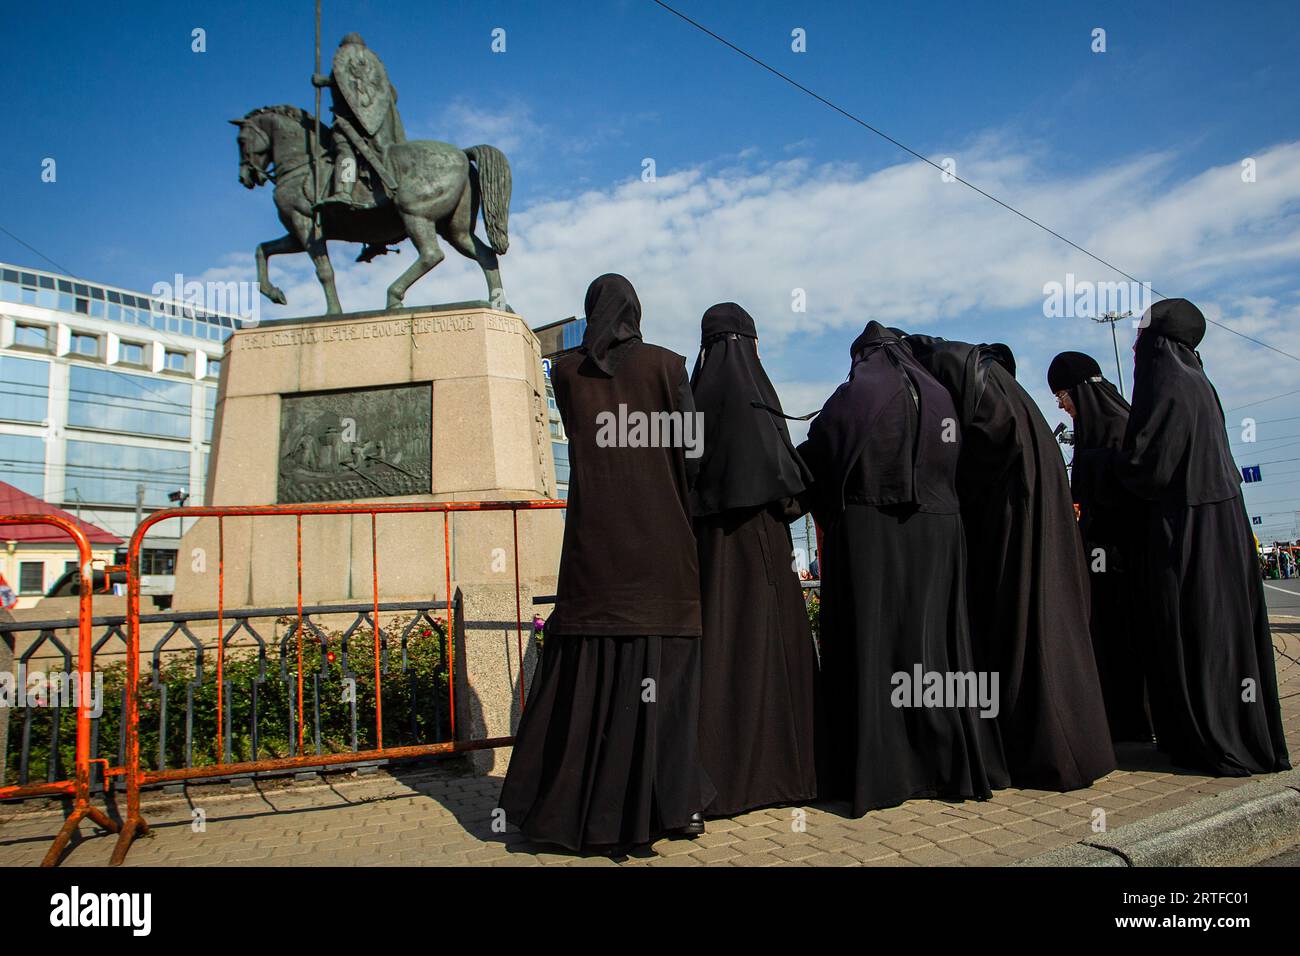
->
417, 99, 545, 159
207, 135, 1300, 443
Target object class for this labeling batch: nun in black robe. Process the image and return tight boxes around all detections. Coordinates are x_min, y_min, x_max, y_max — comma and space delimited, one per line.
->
1109, 299, 1289, 775
900, 331, 1115, 791
1048, 352, 1152, 742
797, 322, 999, 816
499, 274, 715, 851
689, 302, 818, 816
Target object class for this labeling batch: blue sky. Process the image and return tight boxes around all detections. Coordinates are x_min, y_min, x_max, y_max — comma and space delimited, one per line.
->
4, 1, 1300, 533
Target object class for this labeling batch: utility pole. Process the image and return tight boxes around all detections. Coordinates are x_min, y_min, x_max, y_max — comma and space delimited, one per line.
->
1093, 311, 1132, 398
135, 483, 145, 528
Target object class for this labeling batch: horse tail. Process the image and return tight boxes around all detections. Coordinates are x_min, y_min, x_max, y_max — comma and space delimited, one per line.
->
465, 145, 511, 255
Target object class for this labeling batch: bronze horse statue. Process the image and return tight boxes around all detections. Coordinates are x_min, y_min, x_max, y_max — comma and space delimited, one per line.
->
231, 105, 511, 314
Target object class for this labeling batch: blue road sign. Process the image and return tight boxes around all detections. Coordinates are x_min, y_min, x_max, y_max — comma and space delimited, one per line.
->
1243, 465, 1262, 483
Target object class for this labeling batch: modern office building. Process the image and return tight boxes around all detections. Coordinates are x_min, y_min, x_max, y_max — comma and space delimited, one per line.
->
532, 315, 587, 500
0, 262, 242, 598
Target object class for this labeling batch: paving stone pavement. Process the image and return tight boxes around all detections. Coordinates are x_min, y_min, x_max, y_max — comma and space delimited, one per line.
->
2, 629, 1297, 868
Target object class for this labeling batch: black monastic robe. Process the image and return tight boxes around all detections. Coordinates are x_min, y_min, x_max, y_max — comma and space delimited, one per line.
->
799, 323, 1000, 816
1110, 299, 1289, 775
690, 302, 818, 816
902, 332, 1116, 791
1049, 351, 1152, 742
499, 274, 714, 850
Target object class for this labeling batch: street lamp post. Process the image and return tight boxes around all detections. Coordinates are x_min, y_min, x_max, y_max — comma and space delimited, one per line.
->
1092, 311, 1132, 399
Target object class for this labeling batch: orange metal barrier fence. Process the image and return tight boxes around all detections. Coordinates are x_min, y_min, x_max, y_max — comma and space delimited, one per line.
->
0, 499, 564, 865
0, 514, 119, 865
108, 498, 565, 866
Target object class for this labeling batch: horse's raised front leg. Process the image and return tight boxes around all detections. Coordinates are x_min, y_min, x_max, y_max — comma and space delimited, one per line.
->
387, 216, 445, 309
256, 233, 301, 306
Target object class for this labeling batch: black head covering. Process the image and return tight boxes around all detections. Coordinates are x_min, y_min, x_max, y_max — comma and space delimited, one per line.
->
1048, 351, 1131, 517
1047, 351, 1102, 395
689, 303, 810, 516
1137, 297, 1207, 353
1117, 298, 1239, 504
896, 332, 1016, 427
580, 274, 643, 375
700, 301, 758, 343
1047, 351, 1129, 451
798, 321, 960, 515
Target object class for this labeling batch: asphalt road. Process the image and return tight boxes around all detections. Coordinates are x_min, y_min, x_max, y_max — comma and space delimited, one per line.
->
1256, 580, 1300, 867
1262, 576, 1300, 614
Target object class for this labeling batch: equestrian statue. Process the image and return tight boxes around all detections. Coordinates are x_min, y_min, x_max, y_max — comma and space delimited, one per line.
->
231, 33, 512, 314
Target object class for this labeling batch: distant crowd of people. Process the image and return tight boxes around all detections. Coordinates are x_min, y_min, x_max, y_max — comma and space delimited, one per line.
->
1262, 543, 1298, 579
498, 274, 1291, 853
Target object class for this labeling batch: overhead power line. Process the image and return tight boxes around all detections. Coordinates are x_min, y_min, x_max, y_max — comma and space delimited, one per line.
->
1228, 389, 1300, 413
649, 0, 1300, 365
0, 223, 78, 278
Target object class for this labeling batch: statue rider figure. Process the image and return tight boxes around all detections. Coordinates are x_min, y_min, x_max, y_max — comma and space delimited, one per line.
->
311, 33, 407, 208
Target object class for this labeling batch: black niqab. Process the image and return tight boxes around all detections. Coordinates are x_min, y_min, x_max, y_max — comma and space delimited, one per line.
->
689, 303, 810, 516
580, 273, 644, 375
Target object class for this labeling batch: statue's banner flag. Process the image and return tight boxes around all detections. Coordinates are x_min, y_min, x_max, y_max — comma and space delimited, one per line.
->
333, 42, 391, 137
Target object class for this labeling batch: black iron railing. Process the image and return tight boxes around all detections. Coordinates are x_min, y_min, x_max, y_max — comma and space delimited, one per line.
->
0, 597, 457, 793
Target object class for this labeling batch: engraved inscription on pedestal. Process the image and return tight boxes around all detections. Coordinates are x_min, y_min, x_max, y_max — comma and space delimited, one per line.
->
278, 383, 432, 502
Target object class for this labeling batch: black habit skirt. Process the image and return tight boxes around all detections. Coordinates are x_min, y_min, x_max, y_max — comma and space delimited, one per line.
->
498, 633, 715, 851
818, 504, 1000, 817
696, 505, 818, 816
1139, 494, 1290, 775
961, 480, 1116, 791
1084, 542, 1153, 742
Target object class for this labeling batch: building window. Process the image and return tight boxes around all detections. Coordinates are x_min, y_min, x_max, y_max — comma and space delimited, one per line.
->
204, 386, 217, 441
140, 548, 178, 576
64, 560, 78, 575
552, 440, 570, 485
205, 356, 221, 379
0, 433, 46, 497
118, 341, 146, 366
19, 561, 44, 595
67, 366, 191, 439
71, 333, 100, 358
164, 349, 189, 373
0, 354, 50, 423
65, 440, 189, 507
13, 322, 52, 350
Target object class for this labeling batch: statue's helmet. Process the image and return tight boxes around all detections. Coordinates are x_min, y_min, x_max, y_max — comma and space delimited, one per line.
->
340, 32, 366, 47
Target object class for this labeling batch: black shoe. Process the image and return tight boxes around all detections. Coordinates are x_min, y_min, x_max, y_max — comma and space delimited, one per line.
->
674, 812, 705, 837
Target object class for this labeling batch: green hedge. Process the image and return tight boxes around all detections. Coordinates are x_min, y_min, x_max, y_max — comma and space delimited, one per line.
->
5, 615, 449, 783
